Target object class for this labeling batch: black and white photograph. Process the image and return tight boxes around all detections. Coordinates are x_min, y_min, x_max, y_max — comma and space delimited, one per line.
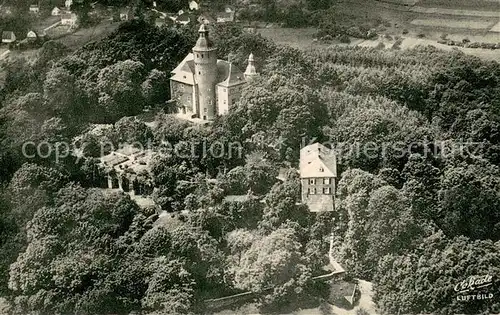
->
0, 0, 499, 314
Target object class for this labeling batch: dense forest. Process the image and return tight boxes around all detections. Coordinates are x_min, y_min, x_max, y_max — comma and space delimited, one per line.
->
0, 18, 499, 314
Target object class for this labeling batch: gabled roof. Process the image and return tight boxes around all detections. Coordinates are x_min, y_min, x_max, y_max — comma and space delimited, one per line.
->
217, 62, 245, 87
27, 30, 37, 37
2, 31, 15, 39
300, 143, 337, 178
170, 53, 246, 87
198, 13, 215, 23
170, 53, 196, 85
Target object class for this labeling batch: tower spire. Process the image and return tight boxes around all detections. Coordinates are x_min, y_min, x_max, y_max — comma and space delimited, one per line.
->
244, 52, 259, 81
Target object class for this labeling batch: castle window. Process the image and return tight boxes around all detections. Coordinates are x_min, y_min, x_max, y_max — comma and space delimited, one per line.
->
202, 54, 204, 58
198, 71, 201, 75
319, 167, 324, 172
323, 178, 330, 185
223, 100, 226, 104
197, 54, 199, 58
309, 179, 315, 185
323, 187, 331, 194
308, 188, 316, 195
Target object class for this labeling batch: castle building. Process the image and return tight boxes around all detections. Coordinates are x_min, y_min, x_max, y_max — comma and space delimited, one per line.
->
170, 24, 258, 120
300, 143, 337, 212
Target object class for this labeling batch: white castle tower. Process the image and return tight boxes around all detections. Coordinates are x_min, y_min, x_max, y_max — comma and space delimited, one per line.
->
193, 24, 218, 120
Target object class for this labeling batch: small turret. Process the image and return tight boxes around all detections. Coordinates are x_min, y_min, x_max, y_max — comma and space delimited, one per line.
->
244, 53, 259, 81
194, 24, 214, 51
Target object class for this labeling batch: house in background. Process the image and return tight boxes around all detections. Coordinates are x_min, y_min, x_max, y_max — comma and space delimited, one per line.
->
176, 12, 191, 25
197, 13, 215, 24
300, 142, 337, 212
119, 8, 131, 21
29, 4, 40, 14
216, 11, 234, 23
51, 6, 61, 15
26, 30, 37, 41
61, 13, 77, 25
155, 17, 173, 27
189, 0, 199, 10
2, 31, 16, 43
65, 0, 73, 9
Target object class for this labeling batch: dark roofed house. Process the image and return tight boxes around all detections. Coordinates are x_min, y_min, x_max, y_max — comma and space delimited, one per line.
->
176, 12, 191, 25
197, 13, 215, 24
155, 17, 166, 27
2, 31, 16, 43
327, 281, 359, 308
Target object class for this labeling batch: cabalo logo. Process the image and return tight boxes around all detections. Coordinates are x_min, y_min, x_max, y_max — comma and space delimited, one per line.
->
454, 275, 494, 302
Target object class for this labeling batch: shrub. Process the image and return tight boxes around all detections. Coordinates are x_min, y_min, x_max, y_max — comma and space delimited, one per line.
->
417, 33, 425, 38
375, 42, 385, 50
338, 34, 351, 44
402, 29, 409, 34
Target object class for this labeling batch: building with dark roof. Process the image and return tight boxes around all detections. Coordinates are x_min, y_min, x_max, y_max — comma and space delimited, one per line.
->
170, 25, 258, 120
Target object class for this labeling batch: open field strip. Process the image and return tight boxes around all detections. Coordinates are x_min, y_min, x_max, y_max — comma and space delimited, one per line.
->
410, 18, 494, 29
376, 0, 418, 6
411, 6, 499, 17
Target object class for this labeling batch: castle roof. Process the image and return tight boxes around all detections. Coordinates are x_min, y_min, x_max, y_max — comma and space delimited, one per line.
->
170, 53, 245, 87
300, 143, 337, 178
2, 31, 15, 40
193, 24, 214, 50
217, 62, 245, 87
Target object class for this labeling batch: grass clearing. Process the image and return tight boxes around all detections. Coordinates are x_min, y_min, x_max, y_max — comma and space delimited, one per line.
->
410, 18, 494, 29
55, 22, 119, 50
416, 0, 500, 11
410, 6, 499, 17
257, 27, 319, 49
